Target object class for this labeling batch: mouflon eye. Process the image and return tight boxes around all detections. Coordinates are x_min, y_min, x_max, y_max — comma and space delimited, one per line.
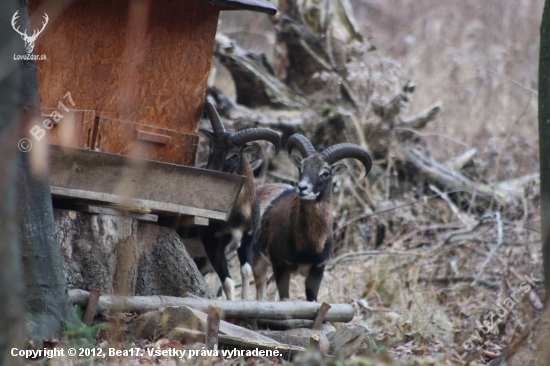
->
227, 154, 238, 162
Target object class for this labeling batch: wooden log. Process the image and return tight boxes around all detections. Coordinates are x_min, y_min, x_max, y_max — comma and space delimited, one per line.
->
259, 329, 329, 355
257, 319, 314, 330
327, 324, 368, 357
206, 306, 220, 350
168, 328, 205, 344
309, 334, 321, 351
69, 289, 355, 322
215, 33, 307, 108
218, 335, 305, 358
133, 306, 306, 358
83, 288, 101, 326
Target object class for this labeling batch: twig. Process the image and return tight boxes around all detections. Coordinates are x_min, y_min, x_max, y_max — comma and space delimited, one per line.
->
470, 212, 503, 286
439, 38, 537, 95
429, 184, 474, 228
385, 155, 393, 201
425, 214, 494, 254
394, 128, 467, 148
335, 189, 468, 233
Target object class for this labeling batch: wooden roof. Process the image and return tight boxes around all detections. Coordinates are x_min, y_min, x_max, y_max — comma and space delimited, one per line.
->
198, 0, 277, 15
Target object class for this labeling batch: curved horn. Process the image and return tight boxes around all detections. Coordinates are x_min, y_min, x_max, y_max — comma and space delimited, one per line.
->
286, 134, 316, 158
321, 143, 373, 177
230, 128, 282, 154
204, 100, 225, 135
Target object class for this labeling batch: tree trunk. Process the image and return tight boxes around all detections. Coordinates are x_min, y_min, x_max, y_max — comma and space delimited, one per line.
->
540, 0, 550, 307
0, 0, 25, 363
55, 209, 214, 299
488, 2, 550, 364
15, 2, 77, 340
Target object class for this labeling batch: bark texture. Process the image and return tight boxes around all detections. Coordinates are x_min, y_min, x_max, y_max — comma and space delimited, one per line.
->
540, 0, 550, 306
0, 0, 25, 362
15, 2, 77, 341
488, 2, 550, 364
55, 209, 214, 299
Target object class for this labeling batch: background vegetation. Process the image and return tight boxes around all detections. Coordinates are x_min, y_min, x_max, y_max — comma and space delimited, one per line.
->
205, 1, 545, 363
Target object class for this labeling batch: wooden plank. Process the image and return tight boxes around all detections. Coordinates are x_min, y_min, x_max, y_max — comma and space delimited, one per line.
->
43, 109, 95, 149
51, 187, 227, 221
173, 215, 210, 227
73, 205, 158, 222
69, 289, 356, 322
48, 145, 244, 220
194, 216, 209, 226
95, 117, 198, 166
136, 130, 172, 145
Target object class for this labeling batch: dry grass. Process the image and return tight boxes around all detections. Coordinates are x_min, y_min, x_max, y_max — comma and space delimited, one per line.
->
215, 1, 545, 364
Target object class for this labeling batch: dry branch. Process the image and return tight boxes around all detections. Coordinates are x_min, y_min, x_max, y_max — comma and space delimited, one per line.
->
396, 146, 516, 206
446, 148, 477, 172
69, 289, 355, 322
399, 102, 442, 129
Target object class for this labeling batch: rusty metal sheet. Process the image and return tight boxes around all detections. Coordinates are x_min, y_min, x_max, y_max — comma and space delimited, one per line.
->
48, 145, 244, 221
198, 0, 277, 15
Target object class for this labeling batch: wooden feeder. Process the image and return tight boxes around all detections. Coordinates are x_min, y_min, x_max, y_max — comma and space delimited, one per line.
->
28, 0, 276, 223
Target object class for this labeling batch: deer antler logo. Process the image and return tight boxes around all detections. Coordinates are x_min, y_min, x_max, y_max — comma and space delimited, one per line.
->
11, 11, 49, 54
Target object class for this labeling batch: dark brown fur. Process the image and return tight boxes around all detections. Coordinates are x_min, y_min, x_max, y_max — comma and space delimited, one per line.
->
253, 180, 334, 302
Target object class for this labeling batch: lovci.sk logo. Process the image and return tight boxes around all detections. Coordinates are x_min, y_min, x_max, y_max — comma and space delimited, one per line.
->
12, 10, 48, 61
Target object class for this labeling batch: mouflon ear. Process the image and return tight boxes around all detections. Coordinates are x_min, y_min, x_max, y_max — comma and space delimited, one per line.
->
331, 163, 347, 176
241, 144, 260, 155
249, 159, 263, 171
198, 129, 214, 141
288, 154, 302, 168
